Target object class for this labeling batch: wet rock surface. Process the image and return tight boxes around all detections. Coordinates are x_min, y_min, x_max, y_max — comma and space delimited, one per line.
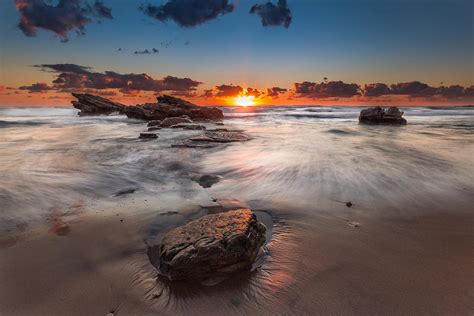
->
149, 209, 266, 281
139, 132, 158, 139
359, 106, 407, 125
190, 131, 251, 143
71, 93, 126, 116
193, 174, 221, 188
160, 117, 193, 128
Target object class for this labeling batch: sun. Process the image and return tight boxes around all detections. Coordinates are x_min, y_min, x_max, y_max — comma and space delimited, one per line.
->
233, 95, 255, 107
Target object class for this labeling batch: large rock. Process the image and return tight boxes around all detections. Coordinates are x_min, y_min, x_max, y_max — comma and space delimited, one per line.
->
359, 106, 407, 125
124, 95, 224, 121
71, 93, 125, 116
152, 209, 266, 281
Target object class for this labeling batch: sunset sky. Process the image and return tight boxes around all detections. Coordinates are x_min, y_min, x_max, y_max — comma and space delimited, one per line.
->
0, 0, 472, 106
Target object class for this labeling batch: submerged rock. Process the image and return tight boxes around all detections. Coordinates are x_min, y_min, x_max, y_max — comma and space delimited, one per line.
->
190, 131, 251, 143
71, 93, 125, 116
359, 106, 407, 125
152, 209, 266, 281
139, 132, 158, 139
193, 174, 221, 188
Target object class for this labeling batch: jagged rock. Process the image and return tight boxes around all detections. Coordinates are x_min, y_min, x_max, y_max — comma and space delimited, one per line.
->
160, 117, 193, 128
190, 131, 251, 143
71, 93, 125, 116
124, 95, 224, 121
149, 209, 266, 280
359, 107, 407, 125
139, 132, 158, 139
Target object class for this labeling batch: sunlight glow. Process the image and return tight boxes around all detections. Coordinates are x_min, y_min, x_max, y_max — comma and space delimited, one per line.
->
233, 94, 255, 107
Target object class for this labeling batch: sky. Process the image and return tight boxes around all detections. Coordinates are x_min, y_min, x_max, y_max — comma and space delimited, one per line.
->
0, 0, 472, 106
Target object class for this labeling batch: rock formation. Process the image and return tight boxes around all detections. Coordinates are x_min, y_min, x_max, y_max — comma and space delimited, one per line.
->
71, 93, 224, 121
359, 106, 407, 125
150, 209, 266, 280
71, 93, 125, 116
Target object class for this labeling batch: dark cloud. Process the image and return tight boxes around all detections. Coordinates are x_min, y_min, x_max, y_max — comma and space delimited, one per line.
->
250, 0, 292, 28
140, 0, 234, 27
32, 64, 202, 94
389, 81, 437, 97
134, 48, 159, 55
19, 82, 55, 93
267, 86, 287, 98
214, 84, 244, 97
363, 83, 391, 97
294, 81, 361, 98
202, 89, 214, 98
15, 0, 112, 42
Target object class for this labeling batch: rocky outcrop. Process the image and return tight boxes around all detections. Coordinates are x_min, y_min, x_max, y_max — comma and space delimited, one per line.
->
160, 117, 193, 128
190, 130, 251, 143
150, 209, 266, 281
71, 93, 224, 121
359, 106, 407, 125
124, 95, 224, 121
71, 93, 125, 116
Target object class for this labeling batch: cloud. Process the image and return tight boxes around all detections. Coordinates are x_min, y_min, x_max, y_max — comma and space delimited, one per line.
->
19, 82, 55, 93
214, 84, 244, 97
389, 81, 437, 97
294, 81, 361, 98
31, 63, 202, 95
134, 48, 159, 55
140, 0, 234, 27
363, 83, 391, 97
15, 0, 112, 42
250, 0, 292, 28
267, 86, 287, 98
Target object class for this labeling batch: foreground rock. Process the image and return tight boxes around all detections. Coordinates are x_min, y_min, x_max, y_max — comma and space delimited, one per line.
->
124, 95, 224, 121
139, 132, 158, 139
151, 209, 266, 281
359, 106, 407, 125
160, 116, 193, 127
71, 93, 125, 116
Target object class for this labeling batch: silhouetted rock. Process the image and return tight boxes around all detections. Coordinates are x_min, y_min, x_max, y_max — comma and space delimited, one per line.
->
71, 93, 125, 116
359, 107, 407, 125
149, 209, 266, 280
171, 124, 206, 130
124, 95, 224, 121
139, 132, 158, 139
160, 117, 193, 128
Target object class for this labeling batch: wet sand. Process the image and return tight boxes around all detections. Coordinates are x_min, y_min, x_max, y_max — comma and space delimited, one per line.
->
1, 106, 473, 315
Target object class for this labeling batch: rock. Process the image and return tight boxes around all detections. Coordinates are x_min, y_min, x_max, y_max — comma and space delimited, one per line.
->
359, 106, 407, 125
151, 209, 266, 280
148, 127, 162, 131
193, 175, 221, 188
113, 188, 137, 197
139, 132, 158, 139
348, 221, 360, 228
71, 93, 125, 116
147, 120, 162, 127
124, 95, 224, 121
346, 201, 353, 207
160, 117, 193, 128
171, 124, 206, 130
190, 131, 251, 143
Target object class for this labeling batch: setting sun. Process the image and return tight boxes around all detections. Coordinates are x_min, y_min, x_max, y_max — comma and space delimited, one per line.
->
233, 95, 255, 107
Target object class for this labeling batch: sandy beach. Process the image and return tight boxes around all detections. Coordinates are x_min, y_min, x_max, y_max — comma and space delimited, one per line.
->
0, 106, 473, 315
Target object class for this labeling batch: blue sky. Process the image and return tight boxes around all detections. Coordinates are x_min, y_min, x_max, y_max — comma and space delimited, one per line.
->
0, 0, 472, 105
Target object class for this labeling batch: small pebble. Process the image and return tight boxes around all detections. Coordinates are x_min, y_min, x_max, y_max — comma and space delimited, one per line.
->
346, 201, 353, 207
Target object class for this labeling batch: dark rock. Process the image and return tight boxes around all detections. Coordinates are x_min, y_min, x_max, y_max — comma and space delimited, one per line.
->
71, 93, 125, 116
190, 131, 251, 143
125, 95, 224, 121
147, 120, 162, 127
160, 117, 193, 128
346, 201, 353, 207
359, 106, 407, 125
113, 188, 137, 197
148, 127, 162, 131
193, 175, 221, 188
150, 209, 266, 280
139, 132, 158, 139
171, 124, 206, 130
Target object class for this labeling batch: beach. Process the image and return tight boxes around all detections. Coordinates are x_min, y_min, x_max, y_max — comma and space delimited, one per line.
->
0, 106, 473, 315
